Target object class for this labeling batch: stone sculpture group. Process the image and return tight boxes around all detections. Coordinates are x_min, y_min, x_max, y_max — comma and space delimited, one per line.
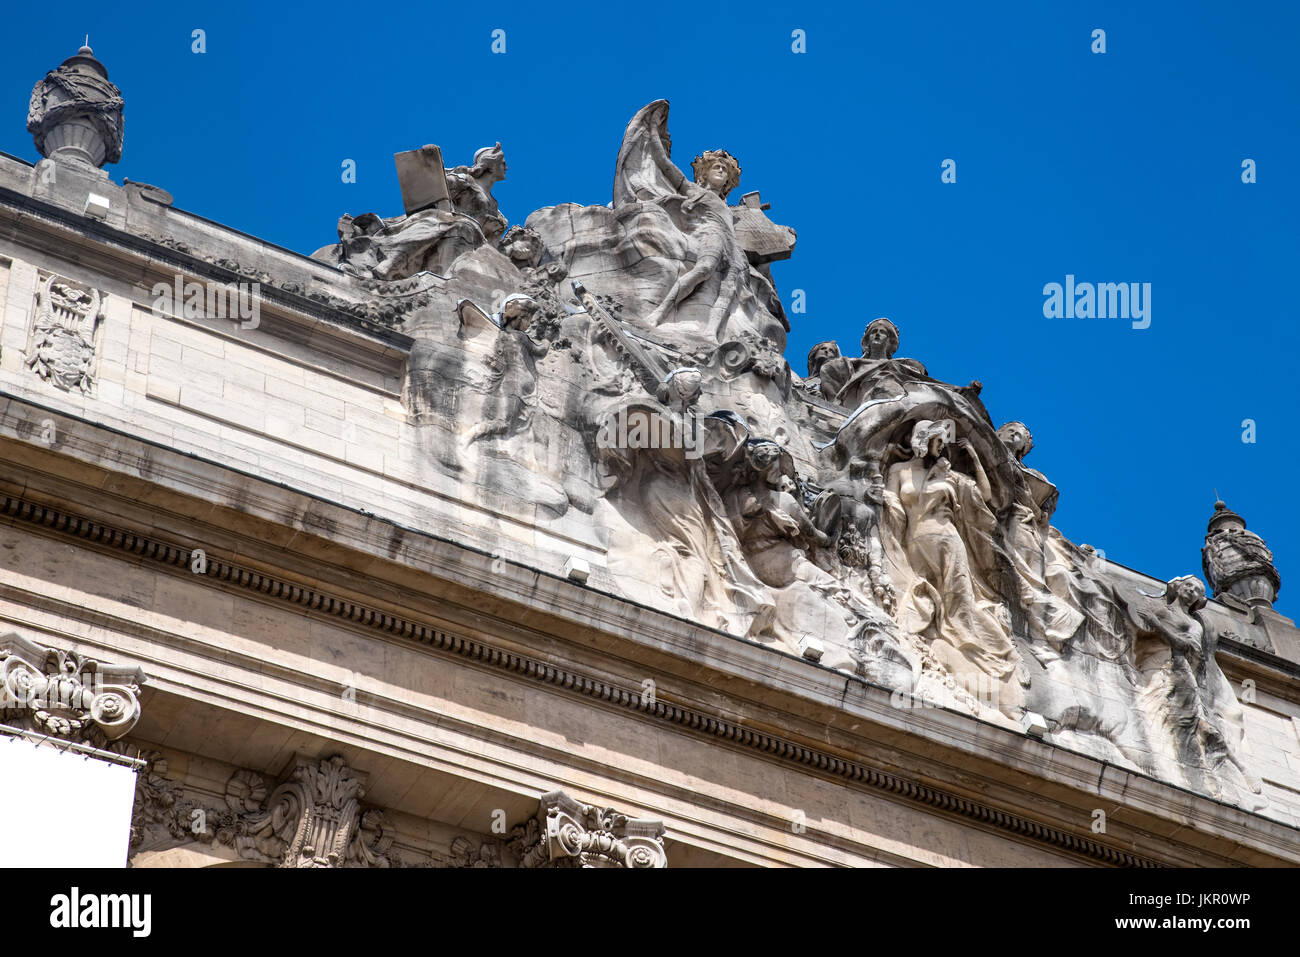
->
310, 100, 1280, 809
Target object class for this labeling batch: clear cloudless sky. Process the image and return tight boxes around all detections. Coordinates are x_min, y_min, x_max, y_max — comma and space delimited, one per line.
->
2, 1, 1296, 614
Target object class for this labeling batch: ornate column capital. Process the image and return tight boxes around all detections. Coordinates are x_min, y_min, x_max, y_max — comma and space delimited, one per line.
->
131, 753, 405, 868
509, 790, 667, 868
0, 630, 145, 744
240, 754, 370, 868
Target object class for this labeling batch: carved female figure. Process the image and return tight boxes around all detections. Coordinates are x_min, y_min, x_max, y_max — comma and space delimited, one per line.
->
818, 318, 928, 409
1128, 576, 1264, 803
446, 142, 508, 241
614, 101, 752, 336
883, 419, 1024, 714
802, 340, 840, 397
995, 421, 1083, 654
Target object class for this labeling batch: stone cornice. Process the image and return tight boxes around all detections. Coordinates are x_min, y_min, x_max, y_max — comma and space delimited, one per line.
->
0, 485, 1154, 867
3, 407, 1298, 865
0, 184, 413, 376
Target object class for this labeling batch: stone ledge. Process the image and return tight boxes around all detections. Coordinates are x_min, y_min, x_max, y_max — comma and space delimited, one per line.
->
2, 463, 1296, 865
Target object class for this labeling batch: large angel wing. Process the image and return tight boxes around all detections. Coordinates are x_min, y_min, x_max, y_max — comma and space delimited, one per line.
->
455, 298, 505, 389
456, 298, 501, 341
613, 100, 689, 208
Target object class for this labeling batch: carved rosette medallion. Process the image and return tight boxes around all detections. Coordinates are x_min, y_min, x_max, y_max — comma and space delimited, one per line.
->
508, 791, 667, 868
24, 275, 106, 394
0, 630, 145, 743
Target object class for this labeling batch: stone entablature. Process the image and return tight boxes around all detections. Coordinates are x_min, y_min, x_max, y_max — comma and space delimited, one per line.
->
129, 747, 665, 870
2, 473, 1296, 866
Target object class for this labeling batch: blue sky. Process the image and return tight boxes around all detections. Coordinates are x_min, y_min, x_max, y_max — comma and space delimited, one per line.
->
3, 1, 1296, 612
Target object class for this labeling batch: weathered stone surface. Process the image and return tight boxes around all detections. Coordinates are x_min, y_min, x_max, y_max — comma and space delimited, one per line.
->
1203, 500, 1281, 611
0, 630, 144, 744
24, 273, 105, 394
27, 44, 123, 168
394, 144, 451, 215
2, 50, 1297, 868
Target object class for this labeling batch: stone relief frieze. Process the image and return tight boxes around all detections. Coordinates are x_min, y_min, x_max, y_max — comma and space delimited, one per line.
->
298, 99, 1285, 811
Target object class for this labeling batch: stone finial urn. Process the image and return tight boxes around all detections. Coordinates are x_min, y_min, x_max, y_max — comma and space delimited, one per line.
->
1202, 501, 1281, 610
27, 43, 124, 168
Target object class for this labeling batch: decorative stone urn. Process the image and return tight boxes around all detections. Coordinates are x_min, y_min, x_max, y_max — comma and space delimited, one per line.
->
1202, 501, 1281, 610
27, 43, 124, 168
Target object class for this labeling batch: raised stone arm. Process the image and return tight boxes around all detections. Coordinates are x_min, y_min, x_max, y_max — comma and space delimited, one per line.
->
614, 100, 689, 207
641, 103, 688, 195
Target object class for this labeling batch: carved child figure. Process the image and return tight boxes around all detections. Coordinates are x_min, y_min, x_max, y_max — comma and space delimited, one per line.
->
824, 459, 895, 615
724, 439, 904, 670
500, 225, 545, 270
